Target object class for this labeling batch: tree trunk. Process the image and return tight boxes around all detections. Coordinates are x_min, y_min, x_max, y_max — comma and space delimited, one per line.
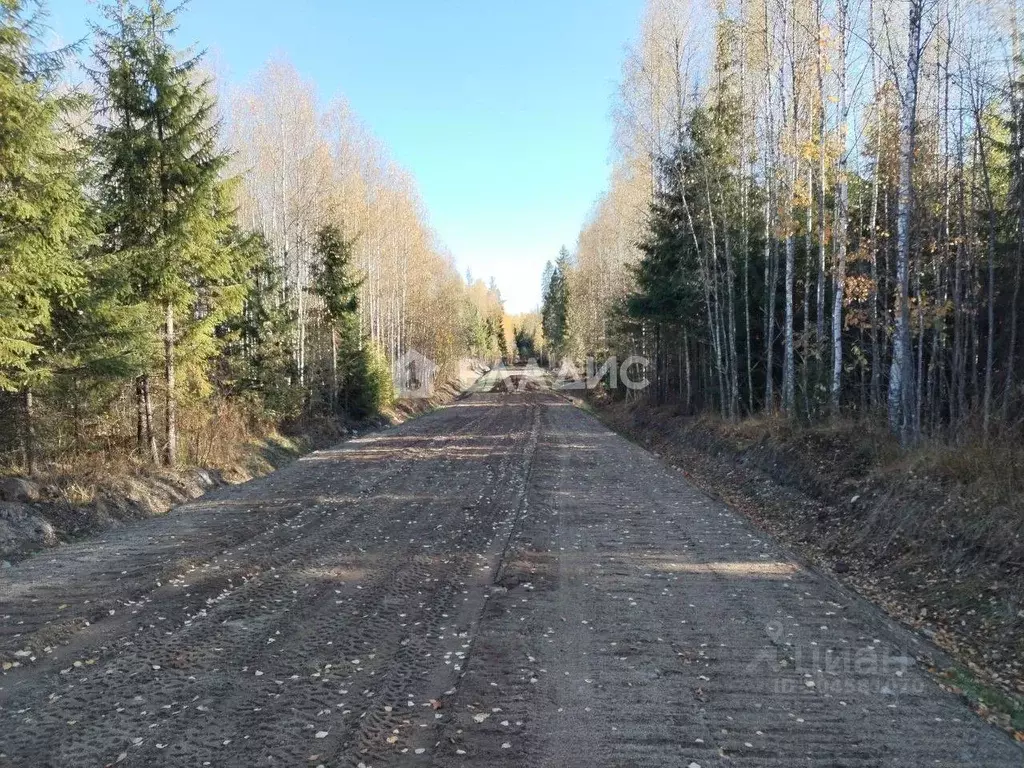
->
868, 0, 882, 410
815, 0, 828, 356
137, 374, 159, 465
331, 327, 339, 415
683, 327, 693, 413
164, 301, 178, 467
723, 204, 739, 420
783, 228, 797, 415
1005, 233, 1023, 419
975, 96, 999, 440
936, 12, 953, 429
888, 0, 923, 442
763, 0, 777, 413
831, 0, 850, 414
740, 0, 754, 415
136, 376, 145, 454
782, 1, 798, 416
744, 212, 754, 414
915, 261, 926, 435
804, 164, 814, 418
1005, 15, 1023, 419
953, 115, 967, 423
21, 388, 36, 476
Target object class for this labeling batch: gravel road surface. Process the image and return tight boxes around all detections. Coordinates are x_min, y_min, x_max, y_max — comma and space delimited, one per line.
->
1, 382, 1020, 766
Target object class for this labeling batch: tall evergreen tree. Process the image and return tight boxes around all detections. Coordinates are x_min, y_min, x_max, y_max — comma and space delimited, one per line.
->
0, 0, 90, 472
223, 234, 300, 418
92, 0, 242, 466
313, 223, 363, 416
541, 248, 570, 358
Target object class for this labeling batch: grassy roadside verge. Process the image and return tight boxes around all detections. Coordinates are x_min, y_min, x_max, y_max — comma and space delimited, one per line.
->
579, 393, 1024, 742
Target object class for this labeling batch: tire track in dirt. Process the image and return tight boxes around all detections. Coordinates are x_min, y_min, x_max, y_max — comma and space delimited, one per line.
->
0, 397, 534, 767
327, 400, 540, 767
0, 401, 493, 667
432, 397, 1023, 767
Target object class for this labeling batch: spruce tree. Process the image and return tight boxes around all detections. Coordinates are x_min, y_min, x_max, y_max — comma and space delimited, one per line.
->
628, 155, 701, 330
92, 0, 243, 466
313, 224, 365, 417
0, 0, 90, 472
224, 235, 301, 419
541, 248, 570, 359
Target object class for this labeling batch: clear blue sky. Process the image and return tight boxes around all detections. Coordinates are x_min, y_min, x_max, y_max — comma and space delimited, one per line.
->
44, 0, 645, 313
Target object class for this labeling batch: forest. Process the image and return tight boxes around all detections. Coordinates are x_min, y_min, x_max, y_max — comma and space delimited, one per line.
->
0, 0, 510, 475
543, 0, 1024, 446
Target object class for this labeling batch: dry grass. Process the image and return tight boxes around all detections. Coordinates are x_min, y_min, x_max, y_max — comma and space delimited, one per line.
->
900, 437, 1024, 505
669, 409, 1023, 514
1, 397, 308, 511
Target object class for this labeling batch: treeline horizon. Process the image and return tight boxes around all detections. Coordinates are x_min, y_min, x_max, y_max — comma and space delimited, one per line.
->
543, 0, 1024, 445
0, 0, 509, 475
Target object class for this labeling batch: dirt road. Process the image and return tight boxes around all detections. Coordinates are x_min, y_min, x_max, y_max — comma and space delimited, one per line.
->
1, 382, 1020, 766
